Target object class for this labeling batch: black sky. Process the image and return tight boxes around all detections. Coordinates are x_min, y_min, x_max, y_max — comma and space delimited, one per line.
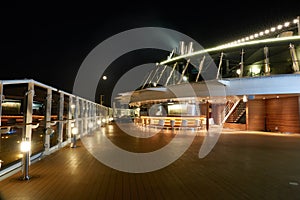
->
0, 2, 299, 106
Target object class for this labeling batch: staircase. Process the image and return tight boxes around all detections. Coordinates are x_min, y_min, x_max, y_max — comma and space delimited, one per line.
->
223, 98, 246, 124
226, 101, 246, 123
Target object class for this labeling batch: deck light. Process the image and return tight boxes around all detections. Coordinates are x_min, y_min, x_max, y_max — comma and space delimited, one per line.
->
71, 127, 78, 148
20, 140, 31, 153
20, 138, 31, 180
71, 127, 78, 135
97, 119, 101, 125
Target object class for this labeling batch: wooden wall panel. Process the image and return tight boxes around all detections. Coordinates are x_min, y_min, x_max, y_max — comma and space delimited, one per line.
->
247, 99, 266, 131
266, 96, 300, 133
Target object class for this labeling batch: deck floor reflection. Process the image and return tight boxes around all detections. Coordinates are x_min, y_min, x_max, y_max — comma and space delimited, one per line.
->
0, 123, 300, 199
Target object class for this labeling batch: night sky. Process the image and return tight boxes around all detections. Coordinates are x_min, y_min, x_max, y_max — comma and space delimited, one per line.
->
1, 3, 299, 106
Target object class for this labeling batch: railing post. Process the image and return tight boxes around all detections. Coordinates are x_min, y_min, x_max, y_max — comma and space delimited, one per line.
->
44, 88, 52, 155
0, 82, 3, 128
58, 92, 64, 147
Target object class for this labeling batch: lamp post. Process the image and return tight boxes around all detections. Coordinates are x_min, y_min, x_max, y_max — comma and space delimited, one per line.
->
20, 137, 31, 180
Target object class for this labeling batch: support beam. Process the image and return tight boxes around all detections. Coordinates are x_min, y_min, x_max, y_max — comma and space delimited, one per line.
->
216, 52, 224, 79
196, 56, 206, 82
142, 69, 154, 89
264, 46, 270, 76
289, 43, 299, 72
177, 59, 190, 84
148, 64, 161, 85
165, 62, 177, 86
206, 101, 210, 131
156, 65, 167, 85
239, 49, 244, 78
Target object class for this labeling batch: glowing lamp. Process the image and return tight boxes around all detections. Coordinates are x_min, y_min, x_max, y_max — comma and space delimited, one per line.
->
20, 141, 31, 152
71, 127, 79, 135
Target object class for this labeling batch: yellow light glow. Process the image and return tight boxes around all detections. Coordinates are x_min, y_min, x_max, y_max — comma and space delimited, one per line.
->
284, 22, 290, 27
160, 36, 300, 65
293, 19, 299, 24
277, 24, 283, 29
250, 65, 261, 74
270, 27, 276, 32
20, 141, 31, 152
71, 127, 79, 135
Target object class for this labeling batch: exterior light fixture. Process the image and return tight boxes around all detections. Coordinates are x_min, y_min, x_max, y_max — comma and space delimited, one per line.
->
270, 27, 276, 32
70, 127, 79, 148
20, 138, 31, 180
284, 22, 290, 27
20, 140, 31, 153
103, 76, 107, 80
242, 95, 248, 102
277, 25, 283, 30
71, 127, 78, 135
293, 18, 299, 24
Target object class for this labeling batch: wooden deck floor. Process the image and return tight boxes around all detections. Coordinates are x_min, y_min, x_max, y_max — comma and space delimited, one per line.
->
0, 124, 300, 200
